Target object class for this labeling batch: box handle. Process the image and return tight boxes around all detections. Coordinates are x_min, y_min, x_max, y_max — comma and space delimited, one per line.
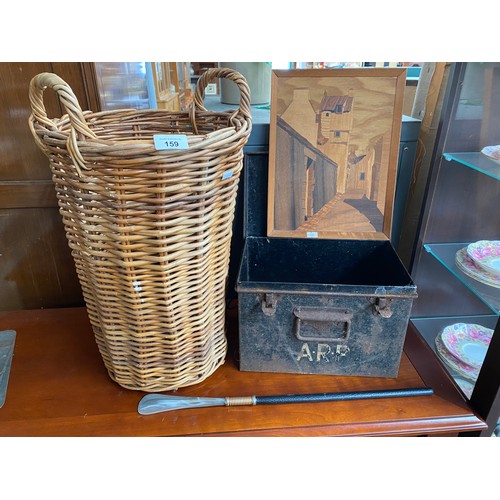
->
293, 307, 352, 342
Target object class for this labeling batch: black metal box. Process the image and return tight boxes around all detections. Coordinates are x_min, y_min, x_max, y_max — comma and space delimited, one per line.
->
235, 153, 417, 378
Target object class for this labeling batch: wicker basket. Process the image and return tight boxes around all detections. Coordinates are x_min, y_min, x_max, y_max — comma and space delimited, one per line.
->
28, 68, 252, 392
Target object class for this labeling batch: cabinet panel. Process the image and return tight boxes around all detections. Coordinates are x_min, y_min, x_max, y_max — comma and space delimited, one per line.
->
0, 208, 82, 310
409, 62, 500, 436
0, 62, 91, 310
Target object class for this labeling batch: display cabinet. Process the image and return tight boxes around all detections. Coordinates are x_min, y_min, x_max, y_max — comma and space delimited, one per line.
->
409, 62, 500, 436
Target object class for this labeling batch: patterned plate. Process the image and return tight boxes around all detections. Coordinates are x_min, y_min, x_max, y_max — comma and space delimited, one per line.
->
435, 334, 479, 381
481, 144, 500, 161
455, 377, 474, 399
455, 247, 500, 288
467, 240, 500, 277
440, 323, 493, 370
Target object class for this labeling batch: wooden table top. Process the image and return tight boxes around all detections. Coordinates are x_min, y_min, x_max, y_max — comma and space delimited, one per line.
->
0, 306, 486, 436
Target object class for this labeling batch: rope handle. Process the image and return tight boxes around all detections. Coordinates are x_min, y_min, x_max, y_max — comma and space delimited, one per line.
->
193, 67, 252, 121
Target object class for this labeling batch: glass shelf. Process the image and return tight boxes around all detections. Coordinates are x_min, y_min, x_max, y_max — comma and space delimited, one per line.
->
443, 152, 500, 180
411, 315, 498, 341
424, 243, 500, 314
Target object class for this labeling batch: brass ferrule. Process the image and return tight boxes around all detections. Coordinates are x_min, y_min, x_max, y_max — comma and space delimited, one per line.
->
224, 396, 256, 406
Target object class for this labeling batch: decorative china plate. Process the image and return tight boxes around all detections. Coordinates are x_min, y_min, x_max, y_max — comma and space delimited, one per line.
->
455, 247, 500, 288
454, 377, 474, 399
440, 323, 493, 370
467, 240, 500, 277
435, 334, 479, 381
481, 144, 500, 161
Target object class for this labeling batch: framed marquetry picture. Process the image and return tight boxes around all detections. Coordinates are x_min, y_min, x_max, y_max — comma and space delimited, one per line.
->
267, 68, 406, 240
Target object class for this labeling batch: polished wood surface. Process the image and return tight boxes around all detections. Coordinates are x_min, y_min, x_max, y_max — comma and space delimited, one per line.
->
0, 307, 486, 436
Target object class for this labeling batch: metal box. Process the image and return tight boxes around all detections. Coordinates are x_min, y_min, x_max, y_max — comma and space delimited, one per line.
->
235, 153, 417, 378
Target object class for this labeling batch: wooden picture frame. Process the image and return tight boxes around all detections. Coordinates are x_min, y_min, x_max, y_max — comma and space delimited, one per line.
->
267, 68, 406, 240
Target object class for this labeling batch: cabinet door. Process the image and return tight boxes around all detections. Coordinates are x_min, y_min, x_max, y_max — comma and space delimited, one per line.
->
410, 62, 500, 436
151, 62, 181, 111
0, 62, 93, 310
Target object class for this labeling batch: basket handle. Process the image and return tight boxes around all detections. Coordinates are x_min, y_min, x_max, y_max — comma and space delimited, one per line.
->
29, 72, 98, 174
193, 67, 252, 121
29, 72, 97, 138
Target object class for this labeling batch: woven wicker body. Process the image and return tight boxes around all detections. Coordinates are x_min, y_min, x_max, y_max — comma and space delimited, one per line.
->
28, 68, 252, 391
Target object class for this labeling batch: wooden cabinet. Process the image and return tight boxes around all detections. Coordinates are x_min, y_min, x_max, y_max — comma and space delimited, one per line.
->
0, 63, 91, 311
151, 62, 193, 111
151, 62, 181, 111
